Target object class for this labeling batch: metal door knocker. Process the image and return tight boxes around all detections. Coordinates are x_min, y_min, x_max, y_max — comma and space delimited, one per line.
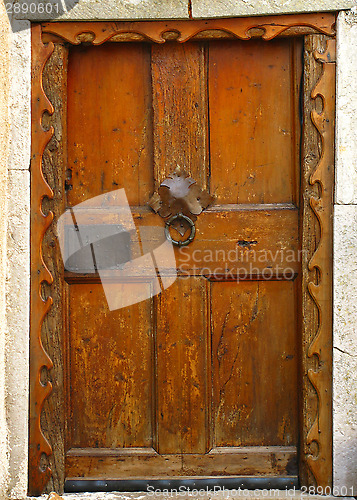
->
149, 166, 215, 247
165, 213, 196, 247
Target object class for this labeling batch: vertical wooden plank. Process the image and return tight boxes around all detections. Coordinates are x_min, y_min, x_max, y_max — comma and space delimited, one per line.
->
67, 43, 153, 207
290, 38, 303, 207
209, 39, 297, 205
300, 35, 334, 488
41, 43, 68, 494
151, 42, 208, 189
156, 278, 208, 454
211, 280, 299, 448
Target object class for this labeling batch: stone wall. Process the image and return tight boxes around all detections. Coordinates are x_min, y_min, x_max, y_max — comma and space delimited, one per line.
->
334, 10, 357, 493
0, 1, 356, 498
4, 6, 31, 498
0, 2, 10, 499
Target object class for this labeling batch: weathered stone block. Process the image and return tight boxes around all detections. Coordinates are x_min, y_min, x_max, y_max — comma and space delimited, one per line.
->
15, 0, 189, 21
191, 0, 357, 19
8, 22, 30, 171
336, 11, 357, 204
333, 204, 357, 492
6, 169, 30, 500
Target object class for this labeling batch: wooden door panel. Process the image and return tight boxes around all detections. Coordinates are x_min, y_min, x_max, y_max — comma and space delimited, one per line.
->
63, 206, 300, 277
66, 277, 299, 475
156, 277, 209, 455
211, 280, 298, 447
131, 207, 299, 276
209, 39, 301, 205
66, 446, 296, 479
67, 43, 153, 206
68, 282, 154, 449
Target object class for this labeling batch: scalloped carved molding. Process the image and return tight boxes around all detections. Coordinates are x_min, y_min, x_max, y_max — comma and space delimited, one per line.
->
41, 13, 335, 45
306, 39, 335, 487
29, 24, 55, 496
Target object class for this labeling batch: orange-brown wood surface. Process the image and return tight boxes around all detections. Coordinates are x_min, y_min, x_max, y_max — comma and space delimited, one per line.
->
30, 17, 335, 494
67, 44, 153, 206
152, 43, 208, 188
30, 25, 55, 496
211, 281, 298, 448
40, 13, 335, 45
63, 38, 301, 481
69, 283, 153, 449
66, 446, 297, 479
156, 278, 208, 454
209, 39, 301, 204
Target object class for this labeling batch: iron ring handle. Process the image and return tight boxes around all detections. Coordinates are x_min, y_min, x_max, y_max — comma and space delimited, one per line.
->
165, 213, 196, 247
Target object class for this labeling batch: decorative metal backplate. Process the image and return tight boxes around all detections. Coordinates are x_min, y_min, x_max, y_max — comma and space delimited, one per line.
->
149, 166, 215, 238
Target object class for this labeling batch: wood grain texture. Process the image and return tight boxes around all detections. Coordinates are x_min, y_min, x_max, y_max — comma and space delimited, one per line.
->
151, 43, 208, 188
300, 35, 334, 487
67, 43, 153, 206
40, 13, 335, 45
209, 38, 301, 205
66, 446, 297, 479
68, 283, 154, 449
211, 280, 298, 448
306, 38, 335, 488
40, 43, 69, 495
61, 205, 298, 277
156, 278, 209, 454
130, 206, 300, 276
30, 24, 55, 496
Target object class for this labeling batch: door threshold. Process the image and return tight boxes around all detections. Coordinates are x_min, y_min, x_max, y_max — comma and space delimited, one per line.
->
65, 477, 298, 493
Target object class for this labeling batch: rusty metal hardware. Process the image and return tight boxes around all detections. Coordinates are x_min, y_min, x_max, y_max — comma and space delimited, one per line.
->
149, 166, 215, 245
165, 213, 196, 247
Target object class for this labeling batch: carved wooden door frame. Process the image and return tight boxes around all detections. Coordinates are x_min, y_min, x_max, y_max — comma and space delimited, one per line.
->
30, 13, 336, 495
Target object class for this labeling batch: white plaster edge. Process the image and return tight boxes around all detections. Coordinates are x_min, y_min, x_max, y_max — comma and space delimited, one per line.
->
5, 168, 30, 500
8, 16, 31, 171
335, 10, 357, 204
333, 204, 357, 492
0, 2, 11, 498
11, 0, 357, 21
5, 16, 31, 500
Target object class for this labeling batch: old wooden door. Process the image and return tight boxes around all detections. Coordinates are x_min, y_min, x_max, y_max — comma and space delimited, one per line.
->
30, 15, 335, 495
